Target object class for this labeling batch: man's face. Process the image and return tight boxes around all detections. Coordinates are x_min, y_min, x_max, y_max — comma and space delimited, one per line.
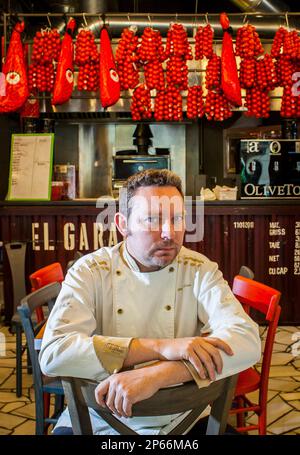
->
124, 186, 185, 271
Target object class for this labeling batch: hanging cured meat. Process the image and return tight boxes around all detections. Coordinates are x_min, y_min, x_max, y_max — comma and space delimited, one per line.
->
0, 21, 29, 113
219, 12, 242, 107
99, 26, 120, 108
52, 18, 76, 105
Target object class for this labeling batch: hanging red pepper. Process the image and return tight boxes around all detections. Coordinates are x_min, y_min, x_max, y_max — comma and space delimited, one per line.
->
99, 26, 120, 108
52, 18, 76, 105
0, 21, 29, 113
220, 12, 242, 107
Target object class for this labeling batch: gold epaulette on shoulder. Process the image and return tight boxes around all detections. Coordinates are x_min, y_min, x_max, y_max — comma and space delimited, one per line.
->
86, 258, 110, 271
177, 255, 204, 268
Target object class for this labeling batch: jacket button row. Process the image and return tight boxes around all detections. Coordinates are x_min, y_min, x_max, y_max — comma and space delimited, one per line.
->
117, 308, 123, 314
169, 267, 175, 272
165, 305, 172, 311
116, 270, 121, 276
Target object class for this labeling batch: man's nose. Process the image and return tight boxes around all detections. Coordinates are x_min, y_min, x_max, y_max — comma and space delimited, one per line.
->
161, 221, 175, 239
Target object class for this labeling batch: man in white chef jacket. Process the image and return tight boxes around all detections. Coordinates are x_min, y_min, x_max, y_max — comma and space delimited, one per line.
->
39, 169, 261, 435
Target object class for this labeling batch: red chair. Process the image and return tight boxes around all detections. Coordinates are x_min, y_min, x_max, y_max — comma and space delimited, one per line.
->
229, 275, 281, 435
29, 262, 64, 422
29, 262, 64, 322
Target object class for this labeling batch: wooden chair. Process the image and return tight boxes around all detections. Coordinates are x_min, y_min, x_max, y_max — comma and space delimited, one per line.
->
17, 282, 65, 435
62, 374, 238, 435
12, 262, 64, 397
230, 275, 281, 435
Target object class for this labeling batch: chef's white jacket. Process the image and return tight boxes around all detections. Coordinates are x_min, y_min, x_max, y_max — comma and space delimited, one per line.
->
39, 241, 261, 434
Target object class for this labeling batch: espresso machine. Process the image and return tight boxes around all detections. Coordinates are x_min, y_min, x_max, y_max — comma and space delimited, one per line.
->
112, 124, 170, 197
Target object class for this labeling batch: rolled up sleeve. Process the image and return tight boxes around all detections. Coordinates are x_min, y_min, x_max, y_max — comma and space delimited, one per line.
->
39, 261, 132, 382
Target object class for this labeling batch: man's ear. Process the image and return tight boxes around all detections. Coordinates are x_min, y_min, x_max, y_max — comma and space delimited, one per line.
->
114, 212, 128, 237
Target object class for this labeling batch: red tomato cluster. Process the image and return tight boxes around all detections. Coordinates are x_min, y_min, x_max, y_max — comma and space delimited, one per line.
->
28, 28, 61, 92
270, 26, 300, 116
28, 61, 55, 92
236, 24, 274, 118
283, 30, 300, 59
75, 29, 99, 91
205, 53, 221, 90
144, 60, 165, 90
166, 56, 189, 90
194, 24, 214, 60
131, 84, 152, 120
165, 23, 192, 90
245, 87, 270, 118
280, 85, 300, 117
205, 90, 232, 121
154, 86, 183, 121
271, 27, 288, 58
186, 86, 204, 119
138, 27, 165, 90
239, 58, 255, 88
138, 27, 165, 61
115, 26, 140, 90
31, 28, 61, 62
165, 23, 192, 59
236, 24, 264, 58
276, 54, 295, 87
255, 54, 277, 91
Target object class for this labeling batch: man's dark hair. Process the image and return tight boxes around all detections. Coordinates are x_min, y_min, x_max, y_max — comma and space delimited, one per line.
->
119, 169, 184, 218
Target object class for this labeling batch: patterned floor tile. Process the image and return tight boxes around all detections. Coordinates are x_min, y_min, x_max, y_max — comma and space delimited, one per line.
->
268, 366, 300, 378
267, 410, 300, 435
0, 391, 30, 403
0, 411, 26, 429
0, 367, 13, 385
246, 395, 293, 426
289, 401, 300, 412
1, 373, 33, 390
0, 426, 12, 435
12, 402, 36, 419
269, 353, 295, 366
1, 401, 28, 413
281, 392, 300, 401
268, 377, 299, 392
11, 419, 36, 435
274, 331, 296, 346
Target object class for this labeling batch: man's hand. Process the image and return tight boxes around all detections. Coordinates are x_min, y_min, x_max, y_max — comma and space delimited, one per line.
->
95, 367, 161, 418
157, 337, 234, 381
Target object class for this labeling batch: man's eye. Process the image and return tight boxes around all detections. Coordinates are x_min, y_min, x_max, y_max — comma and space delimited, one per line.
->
145, 217, 159, 224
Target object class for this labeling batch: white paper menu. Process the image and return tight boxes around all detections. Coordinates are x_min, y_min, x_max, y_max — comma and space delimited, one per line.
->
7, 134, 54, 201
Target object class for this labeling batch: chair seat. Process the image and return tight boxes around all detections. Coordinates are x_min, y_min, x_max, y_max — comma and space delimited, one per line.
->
235, 367, 261, 397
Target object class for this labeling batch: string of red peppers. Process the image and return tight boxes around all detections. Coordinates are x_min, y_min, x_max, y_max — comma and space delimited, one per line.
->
25, 19, 300, 120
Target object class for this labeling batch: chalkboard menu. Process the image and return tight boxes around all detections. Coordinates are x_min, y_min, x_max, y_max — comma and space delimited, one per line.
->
240, 139, 300, 199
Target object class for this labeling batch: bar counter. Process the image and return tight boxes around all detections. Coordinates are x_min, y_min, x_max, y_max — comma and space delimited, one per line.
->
1, 199, 300, 324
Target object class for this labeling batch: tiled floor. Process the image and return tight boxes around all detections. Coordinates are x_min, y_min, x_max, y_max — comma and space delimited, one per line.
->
0, 324, 299, 435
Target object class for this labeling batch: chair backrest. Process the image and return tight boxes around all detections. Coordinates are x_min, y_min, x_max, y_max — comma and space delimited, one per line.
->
238, 265, 254, 280
17, 282, 62, 392
29, 263, 64, 323
233, 275, 281, 405
62, 374, 238, 435
29, 262, 64, 291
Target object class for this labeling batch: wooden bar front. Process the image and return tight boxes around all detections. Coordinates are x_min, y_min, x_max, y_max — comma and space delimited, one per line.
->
0, 200, 299, 324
